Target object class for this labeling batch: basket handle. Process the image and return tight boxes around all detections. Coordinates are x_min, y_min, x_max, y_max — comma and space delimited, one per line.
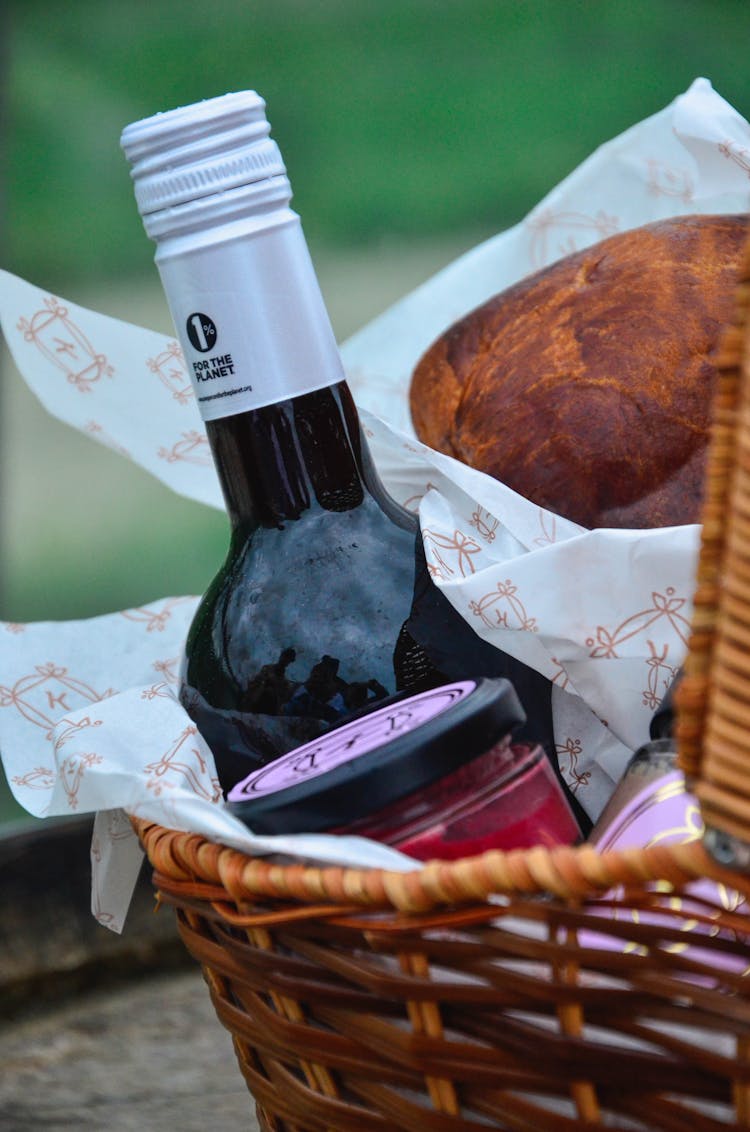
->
676, 229, 750, 868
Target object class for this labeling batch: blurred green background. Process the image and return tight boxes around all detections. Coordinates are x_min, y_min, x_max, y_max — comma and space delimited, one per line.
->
1, 0, 750, 819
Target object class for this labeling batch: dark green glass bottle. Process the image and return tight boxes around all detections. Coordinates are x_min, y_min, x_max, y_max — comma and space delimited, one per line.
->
180, 380, 427, 788
122, 91, 560, 798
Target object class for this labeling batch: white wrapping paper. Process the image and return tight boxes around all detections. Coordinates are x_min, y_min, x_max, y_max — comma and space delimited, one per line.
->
2, 77, 749, 931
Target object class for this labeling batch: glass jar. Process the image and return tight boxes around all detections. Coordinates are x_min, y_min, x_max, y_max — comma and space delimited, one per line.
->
228, 678, 582, 860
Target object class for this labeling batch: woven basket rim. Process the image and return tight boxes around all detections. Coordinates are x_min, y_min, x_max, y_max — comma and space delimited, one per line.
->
132, 816, 750, 916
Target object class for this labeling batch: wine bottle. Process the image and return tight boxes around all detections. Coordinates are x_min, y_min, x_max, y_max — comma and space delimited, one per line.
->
120, 92, 564, 802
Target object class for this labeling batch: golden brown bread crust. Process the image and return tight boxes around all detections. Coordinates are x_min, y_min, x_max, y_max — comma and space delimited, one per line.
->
410, 214, 748, 529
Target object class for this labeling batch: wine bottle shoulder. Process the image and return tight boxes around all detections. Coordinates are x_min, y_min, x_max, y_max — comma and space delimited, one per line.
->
183, 497, 418, 717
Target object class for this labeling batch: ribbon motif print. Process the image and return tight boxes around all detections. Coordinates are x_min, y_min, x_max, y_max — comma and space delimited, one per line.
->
422, 527, 482, 580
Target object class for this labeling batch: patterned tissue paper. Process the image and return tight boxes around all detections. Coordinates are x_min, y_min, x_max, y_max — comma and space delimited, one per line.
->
1, 77, 750, 930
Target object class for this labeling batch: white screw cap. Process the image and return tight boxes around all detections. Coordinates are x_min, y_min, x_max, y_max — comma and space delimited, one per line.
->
121, 91, 288, 217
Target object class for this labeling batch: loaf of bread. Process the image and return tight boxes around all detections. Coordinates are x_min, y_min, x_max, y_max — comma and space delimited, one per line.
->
410, 214, 748, 529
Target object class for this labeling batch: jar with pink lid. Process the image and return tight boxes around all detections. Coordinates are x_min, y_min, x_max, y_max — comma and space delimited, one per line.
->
227, 678, 582, 861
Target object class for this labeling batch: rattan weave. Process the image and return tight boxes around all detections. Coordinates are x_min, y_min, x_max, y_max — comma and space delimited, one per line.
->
133, 234, 750, 1130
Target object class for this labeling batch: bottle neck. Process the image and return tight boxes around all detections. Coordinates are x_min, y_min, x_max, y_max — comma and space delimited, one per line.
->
154, 205, 345, 422
151, 196, 415, 535
207, 381, 368, 530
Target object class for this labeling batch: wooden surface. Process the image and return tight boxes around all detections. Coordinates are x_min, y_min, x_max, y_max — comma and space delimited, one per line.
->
0, 816, 260, 1130
0, 967, 259, 1130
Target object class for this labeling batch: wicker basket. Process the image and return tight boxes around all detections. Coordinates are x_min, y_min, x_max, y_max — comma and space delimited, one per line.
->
133, 240, 750, 1131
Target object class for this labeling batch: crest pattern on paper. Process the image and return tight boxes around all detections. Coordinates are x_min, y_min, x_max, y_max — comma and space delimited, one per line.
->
144, 724, 222, 803
10, 764, 56, 794
147, 340, 193, 404
469, 579, 537, 633
17, 296, 114, 391
587, 587, 688, 708
645, 158, 694, 203
157, 430, 212, 465
0, 663, 115, 739
526, 209, 619, 269
120, 597, 194, 634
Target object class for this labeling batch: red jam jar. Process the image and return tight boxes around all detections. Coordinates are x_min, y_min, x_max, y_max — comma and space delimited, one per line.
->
227, 678, 581, 860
